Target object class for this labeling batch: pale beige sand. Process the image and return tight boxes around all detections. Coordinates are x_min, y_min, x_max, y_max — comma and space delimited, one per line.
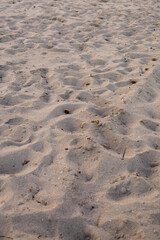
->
0, 0, 160, 239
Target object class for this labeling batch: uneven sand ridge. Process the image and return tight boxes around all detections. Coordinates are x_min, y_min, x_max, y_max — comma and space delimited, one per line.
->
0, 0, 160, 239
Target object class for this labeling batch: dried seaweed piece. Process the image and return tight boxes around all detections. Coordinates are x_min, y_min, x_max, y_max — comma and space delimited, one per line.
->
124, 57, 129, 62
22, 160, 30, 166
150, 162, 158, 168
91, 120, 99, 124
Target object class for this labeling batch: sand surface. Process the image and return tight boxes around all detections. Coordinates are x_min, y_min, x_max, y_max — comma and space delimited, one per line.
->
0, 0, 160, 239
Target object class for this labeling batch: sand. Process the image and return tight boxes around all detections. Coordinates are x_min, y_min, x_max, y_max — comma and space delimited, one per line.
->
0, 0, 160, 239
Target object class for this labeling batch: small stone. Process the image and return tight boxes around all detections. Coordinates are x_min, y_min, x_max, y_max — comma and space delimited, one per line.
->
122, 98, 126, 103
120, 176, 126, 180
136, 213, 141, 219
113, 185, 117, 190
80, 122, 85, 128
120, 187, 127, 194
140, 120, 145, 124
47, 43, 53, 49
72, 196, 77, 199
111, 179, 118, 184
97, 122, 102, 127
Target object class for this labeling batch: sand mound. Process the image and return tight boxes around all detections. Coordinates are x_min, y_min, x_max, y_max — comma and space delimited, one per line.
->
0, 0, 160, 239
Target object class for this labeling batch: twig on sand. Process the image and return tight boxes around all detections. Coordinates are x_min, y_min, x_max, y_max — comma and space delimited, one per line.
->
121, 147, 127, 160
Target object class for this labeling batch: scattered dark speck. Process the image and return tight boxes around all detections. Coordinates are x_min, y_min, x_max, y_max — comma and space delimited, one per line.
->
64, 109, 70, 114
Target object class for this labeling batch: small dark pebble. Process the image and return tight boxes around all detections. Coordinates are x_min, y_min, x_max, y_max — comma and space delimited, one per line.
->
64, 109, 70, 114
130, 80, 136, 84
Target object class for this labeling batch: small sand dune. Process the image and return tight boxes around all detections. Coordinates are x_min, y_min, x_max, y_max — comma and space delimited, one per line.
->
0, 0, 160, 239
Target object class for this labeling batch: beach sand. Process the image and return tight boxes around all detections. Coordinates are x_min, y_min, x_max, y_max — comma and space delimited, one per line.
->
0, 0, 160, 239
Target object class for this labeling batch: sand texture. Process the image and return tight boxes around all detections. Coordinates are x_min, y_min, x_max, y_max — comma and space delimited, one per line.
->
0, 0, 160, 239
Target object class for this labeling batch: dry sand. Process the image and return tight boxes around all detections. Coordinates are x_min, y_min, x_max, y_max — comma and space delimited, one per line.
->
0, 0, 160, 239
